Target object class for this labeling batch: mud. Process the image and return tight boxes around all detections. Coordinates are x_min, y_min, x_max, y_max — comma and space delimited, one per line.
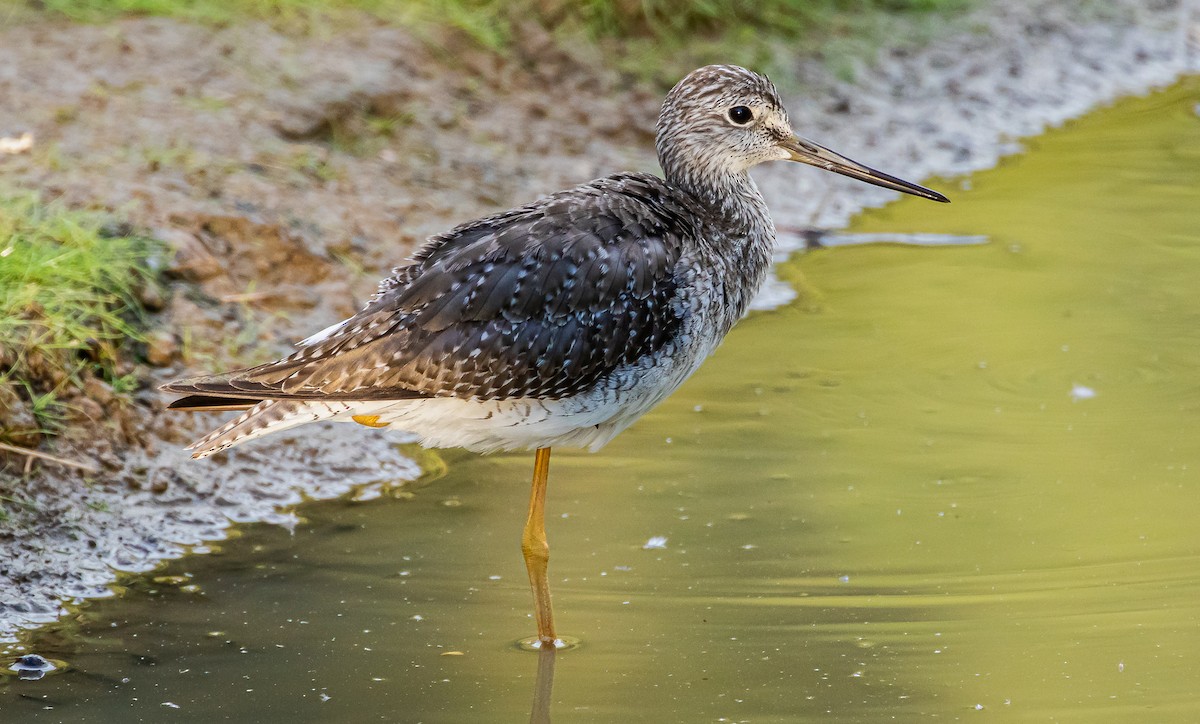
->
0, 0, 1195, 641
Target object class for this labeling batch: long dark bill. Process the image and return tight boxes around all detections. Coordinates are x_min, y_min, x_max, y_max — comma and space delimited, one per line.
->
780, 135, 949, 203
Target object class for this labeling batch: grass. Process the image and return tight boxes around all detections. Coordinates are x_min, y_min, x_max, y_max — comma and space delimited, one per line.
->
0, 193, 164, 441
6, 0, 974, 83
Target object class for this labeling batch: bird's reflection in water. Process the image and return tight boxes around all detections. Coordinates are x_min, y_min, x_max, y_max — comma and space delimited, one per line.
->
529, 648, 556, 724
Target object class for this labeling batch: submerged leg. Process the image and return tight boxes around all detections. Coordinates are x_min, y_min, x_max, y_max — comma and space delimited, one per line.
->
522, 447, 557, 646
529, 645, 557, 723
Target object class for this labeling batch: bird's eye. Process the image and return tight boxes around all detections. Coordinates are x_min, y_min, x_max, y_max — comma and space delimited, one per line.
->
727, 106, 754, 125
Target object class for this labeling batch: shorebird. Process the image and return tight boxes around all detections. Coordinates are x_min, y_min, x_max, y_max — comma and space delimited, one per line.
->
163, 65, 947, 648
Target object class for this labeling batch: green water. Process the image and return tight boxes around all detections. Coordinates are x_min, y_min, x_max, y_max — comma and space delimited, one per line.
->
5, 78, 1200, 721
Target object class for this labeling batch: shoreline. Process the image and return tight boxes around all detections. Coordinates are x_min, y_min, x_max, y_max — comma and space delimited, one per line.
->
1, 0, 1195, 644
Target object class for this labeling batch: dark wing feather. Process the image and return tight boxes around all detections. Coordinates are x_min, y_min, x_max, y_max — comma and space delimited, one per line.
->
163, 173, 696, 403
167, 395, 258, 411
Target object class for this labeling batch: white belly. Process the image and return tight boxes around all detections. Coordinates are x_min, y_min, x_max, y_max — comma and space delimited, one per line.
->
346, 332, 716, 454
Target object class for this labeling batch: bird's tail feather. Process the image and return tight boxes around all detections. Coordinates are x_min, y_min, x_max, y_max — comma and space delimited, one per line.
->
187, 399, 351, 459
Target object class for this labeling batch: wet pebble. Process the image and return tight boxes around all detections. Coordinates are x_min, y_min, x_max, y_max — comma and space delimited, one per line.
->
137, 281, 168, 311
73, 397, 105, 422
163, 229, 223, 282
145, 329, 180, 367
9, 653, 58, 681
84, 377, 115, 407
0, 384, 41, 447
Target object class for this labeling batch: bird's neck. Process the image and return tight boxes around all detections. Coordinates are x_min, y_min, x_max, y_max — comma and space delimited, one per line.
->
664, 165, 776, 327
665, 165, 773, 239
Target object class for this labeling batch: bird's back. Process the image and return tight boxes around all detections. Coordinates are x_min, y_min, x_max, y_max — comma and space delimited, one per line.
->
165, 172, 722, 409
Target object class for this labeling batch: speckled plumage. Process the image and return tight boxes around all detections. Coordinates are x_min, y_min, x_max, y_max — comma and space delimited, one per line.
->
164, 65, 946, 458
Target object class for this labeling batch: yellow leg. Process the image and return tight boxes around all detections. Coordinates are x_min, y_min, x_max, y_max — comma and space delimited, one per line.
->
522, 447, 557, 647
351, 414, 390, 428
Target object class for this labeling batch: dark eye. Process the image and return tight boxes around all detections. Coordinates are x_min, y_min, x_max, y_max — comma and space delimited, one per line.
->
727, 106, 754, 125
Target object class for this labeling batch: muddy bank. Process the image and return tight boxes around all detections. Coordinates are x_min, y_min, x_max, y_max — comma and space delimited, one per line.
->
0, 0, 1195, 642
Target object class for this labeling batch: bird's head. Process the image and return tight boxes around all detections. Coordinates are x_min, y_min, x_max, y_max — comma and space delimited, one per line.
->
656, 65, 948, 203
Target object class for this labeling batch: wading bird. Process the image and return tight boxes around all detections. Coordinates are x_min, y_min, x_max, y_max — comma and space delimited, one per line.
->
164, 65, 947, 649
